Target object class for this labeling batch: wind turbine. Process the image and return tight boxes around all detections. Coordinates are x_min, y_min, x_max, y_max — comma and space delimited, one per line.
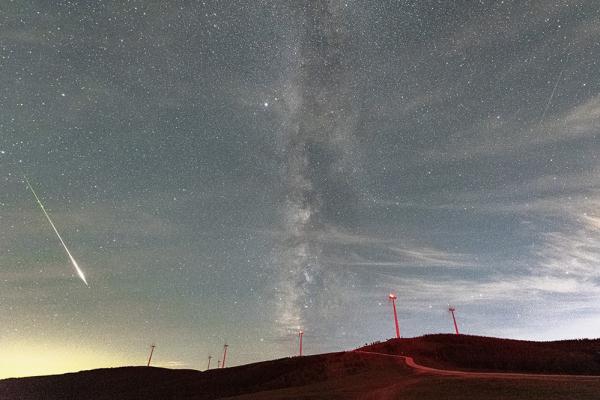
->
221, 344, 229, 368
147, 344, 156, 367
449, 306, 460, 335
298, 330, 304, 356
388, 293, 400, 338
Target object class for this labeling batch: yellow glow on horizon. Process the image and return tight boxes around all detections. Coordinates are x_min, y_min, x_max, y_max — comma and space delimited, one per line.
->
0, 341, 134, 379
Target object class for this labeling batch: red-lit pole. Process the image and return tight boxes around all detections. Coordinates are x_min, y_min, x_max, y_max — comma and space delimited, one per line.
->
449, 307, 459, 335
389, 293, 400, 338
147, 344, 156, 367
207, 355, 212, 370
298, 330, 304, 356
221, 344, 229, 368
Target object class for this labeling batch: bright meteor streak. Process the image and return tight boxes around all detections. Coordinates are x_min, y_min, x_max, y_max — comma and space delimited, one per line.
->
24, 176, 89, 286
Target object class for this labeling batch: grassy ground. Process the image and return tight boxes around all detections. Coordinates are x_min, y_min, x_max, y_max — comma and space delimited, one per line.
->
359, 334, 600, 374
400, 376, 600, 400
0, 352, 411, 400
3, 335, 600, 399
223, 373, 600, 400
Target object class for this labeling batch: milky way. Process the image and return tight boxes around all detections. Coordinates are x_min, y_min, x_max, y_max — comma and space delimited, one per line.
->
275, 0, 362, 334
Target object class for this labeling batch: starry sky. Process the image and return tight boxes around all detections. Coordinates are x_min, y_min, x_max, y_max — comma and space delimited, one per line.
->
2, 0, 600, 378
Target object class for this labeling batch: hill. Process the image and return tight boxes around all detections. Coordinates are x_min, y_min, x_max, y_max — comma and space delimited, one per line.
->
359, 334, 600, 374
2, 334, 600, 399
0, 351, 410, 400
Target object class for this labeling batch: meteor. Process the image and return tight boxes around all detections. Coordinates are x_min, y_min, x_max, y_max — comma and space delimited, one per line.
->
24, 176, 89, 286
538, 66, 565, 127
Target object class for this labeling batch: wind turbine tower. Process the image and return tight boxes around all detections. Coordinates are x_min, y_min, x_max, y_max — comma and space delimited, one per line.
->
449, 307, 460, 335
298, 330, 304, 356
221, 344, 229, 368
207, 355, 212, 370
388, 293, 400, 338
147, 344, 156, 367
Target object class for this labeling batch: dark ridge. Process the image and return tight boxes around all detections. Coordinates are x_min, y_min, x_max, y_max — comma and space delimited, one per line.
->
359, 333, 600, 375
3, 334, 600, 399
0, 351, 408, 400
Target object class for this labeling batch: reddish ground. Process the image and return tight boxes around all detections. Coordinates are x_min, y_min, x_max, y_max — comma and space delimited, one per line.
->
2, 334, 600, 399
359, 334, 600, 374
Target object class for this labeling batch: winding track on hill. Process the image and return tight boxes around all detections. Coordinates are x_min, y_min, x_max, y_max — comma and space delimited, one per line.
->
353, 350, 600, 381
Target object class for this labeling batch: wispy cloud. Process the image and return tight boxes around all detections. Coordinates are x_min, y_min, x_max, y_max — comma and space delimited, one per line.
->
536, 214, 600, 280
326, 245, 475, 270
259, 224, 476, 269
423, 94, 600, 163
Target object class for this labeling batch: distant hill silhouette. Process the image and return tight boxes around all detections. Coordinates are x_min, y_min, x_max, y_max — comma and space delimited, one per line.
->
2, 334, 600, 399
0, 352, 409, 400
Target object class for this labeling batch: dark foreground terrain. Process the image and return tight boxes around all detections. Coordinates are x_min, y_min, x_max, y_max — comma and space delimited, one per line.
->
361, 334, 600, 374
2, 334, 600, 400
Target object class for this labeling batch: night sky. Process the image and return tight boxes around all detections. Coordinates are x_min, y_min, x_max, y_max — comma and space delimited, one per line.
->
2, 0, 600, 378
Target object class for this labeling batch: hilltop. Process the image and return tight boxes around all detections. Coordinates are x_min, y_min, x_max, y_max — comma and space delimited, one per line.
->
2, 334, 600, 399
360, 333, 600, 374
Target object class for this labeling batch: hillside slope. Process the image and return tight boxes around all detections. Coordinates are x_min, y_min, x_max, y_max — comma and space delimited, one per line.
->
0, 351, 410, 400
359, 334, 600, 374
3, 334, 600, 400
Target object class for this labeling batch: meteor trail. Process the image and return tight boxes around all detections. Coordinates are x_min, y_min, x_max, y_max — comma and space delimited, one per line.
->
538, 67, 564, 127
24, 176, 89, 286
